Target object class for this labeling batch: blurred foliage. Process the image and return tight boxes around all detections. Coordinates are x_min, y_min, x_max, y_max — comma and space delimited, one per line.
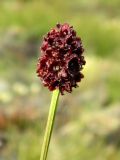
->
0, 0, 120, 160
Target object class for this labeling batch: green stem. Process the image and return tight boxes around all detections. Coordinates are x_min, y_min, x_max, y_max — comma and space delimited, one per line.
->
40, 89, 60, 160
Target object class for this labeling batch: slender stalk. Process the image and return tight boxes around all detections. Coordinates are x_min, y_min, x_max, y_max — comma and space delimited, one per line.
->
40, 89, 60, 160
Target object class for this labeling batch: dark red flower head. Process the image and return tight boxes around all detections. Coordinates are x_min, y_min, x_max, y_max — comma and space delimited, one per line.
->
37, 23, 86, 95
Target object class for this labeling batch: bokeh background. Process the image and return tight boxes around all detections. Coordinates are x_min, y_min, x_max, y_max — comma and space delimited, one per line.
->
0, 0, 120, 160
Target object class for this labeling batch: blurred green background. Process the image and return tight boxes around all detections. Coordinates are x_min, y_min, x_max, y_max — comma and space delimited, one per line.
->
0, 0, 120, 160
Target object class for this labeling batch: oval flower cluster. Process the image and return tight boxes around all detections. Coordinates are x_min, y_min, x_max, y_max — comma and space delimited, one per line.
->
37, 23, 86, 94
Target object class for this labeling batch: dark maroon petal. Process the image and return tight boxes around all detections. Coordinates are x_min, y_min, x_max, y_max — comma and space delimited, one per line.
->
36, 23, 86, 94
68, 57, 80, 75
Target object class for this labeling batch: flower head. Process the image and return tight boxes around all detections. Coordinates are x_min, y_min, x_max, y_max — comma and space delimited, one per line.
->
37, 23, 86, 94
